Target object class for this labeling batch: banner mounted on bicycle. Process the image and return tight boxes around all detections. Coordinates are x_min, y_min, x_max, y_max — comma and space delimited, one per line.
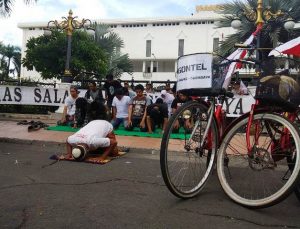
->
176, 53, 213, 92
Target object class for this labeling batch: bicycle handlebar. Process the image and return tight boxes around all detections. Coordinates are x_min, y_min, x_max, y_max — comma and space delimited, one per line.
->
234, 43, 253, 49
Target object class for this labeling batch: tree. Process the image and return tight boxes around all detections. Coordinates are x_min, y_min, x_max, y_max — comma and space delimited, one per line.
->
22, 30, 108, 80
0, 0, 37, 17
217, 0, 300, 58
94, 23, 133, 78
0, 44, 21, 79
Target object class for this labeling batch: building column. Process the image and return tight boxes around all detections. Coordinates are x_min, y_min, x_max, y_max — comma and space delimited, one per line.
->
142, 61, 146, 73
150, 61, 154, 73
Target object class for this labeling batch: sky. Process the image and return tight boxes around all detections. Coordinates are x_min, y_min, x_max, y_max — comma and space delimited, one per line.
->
0, 0, 225, 47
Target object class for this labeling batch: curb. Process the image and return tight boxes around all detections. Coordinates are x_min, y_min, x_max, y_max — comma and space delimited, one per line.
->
0, 137, 157, 154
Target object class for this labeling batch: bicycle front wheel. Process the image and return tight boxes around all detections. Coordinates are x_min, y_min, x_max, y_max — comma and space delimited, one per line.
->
217, 113, 300, 208
160, 100, 218, 199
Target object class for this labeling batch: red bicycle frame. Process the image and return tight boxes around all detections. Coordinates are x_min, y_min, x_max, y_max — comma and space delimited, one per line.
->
244, 100, 296, 159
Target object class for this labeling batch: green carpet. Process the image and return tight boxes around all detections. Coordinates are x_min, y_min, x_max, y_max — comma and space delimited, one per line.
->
46, 125, 189, 139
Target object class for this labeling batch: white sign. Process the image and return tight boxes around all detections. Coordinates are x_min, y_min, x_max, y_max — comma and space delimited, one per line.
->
223, 87, 256, 117
223, 94, 256, 117
0, 86, 87, 106
0, 85, 257, 117
177, 53, 213, 91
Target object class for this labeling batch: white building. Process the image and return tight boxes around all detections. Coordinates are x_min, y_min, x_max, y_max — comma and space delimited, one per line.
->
18, 5, 234, 82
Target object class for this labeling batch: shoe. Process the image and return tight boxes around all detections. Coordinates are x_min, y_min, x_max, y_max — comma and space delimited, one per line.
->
17, 120, 28, 125
28, 124, 41, 132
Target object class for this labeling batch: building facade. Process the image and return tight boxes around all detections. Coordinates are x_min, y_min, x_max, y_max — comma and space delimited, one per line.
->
18, 5, 234, 82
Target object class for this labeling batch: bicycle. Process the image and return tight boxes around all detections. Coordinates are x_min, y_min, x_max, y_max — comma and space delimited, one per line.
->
160, 53, 300, 208
160, 53, 230, 198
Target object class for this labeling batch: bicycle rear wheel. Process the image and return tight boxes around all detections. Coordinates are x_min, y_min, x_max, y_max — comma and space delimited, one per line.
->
160, 100, 218, 198
217, 113, 300, 208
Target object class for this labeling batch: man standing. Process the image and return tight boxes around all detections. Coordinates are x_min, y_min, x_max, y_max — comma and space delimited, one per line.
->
123, 82, 136, 98
111, 88, 131, 129
84, 81, 104, 103
126, 84, 151, 132
103, 74, 122, 110
145, 82, 154, 94
58, 86, 79, 126
63, 120, 120, 164
85, 81, 105, 123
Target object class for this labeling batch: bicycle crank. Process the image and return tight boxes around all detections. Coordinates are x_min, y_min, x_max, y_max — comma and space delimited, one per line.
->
248, 147, 276, 171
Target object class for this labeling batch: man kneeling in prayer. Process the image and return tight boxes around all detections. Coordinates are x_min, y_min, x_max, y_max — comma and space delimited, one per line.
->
61, 120, 121, 164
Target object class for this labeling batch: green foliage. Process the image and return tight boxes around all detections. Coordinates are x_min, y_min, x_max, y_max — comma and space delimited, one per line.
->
22, 24, 133, 80
0, 43, 21, 79
22, 30, 107, 80
216, 0, 300, 57
0, 0, 37, 17
94, 23, 133, 78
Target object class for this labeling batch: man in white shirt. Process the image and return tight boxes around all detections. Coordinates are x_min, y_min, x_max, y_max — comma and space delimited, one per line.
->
111, 88, 131, 129
62, 120, 120, 164
160, 90, 175, 117
58, 86, 79, 126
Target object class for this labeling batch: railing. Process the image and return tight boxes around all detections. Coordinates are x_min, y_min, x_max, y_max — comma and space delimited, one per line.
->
71, 79, 176, 91
143, 73, 152, 78
0, 80, 56, 88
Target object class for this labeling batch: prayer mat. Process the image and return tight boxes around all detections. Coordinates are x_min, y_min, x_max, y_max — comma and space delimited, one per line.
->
49, 151, 127, 165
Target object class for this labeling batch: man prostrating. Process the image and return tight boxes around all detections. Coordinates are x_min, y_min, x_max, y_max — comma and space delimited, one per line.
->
61, 120, 122, 164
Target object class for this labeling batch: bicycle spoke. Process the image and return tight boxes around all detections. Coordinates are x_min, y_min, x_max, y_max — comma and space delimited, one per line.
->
161, 101, 217, 198
218, 113, 300, 208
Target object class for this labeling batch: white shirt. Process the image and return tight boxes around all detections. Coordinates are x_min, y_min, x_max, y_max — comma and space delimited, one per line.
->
68, 120, 113, 149
112, 95, 131, 118
65, 96, 76, 116
76, 120, 113, 138
162, 93, 175, 116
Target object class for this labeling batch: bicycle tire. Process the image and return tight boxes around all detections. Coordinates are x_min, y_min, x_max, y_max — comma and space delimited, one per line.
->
160, 100, 218, 199
293, 109, 300, 201
217, 113, 300, 208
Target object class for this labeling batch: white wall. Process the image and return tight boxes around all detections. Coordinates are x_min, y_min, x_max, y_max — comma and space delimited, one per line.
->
20, 28, 44, 81
18, 12, 234, 82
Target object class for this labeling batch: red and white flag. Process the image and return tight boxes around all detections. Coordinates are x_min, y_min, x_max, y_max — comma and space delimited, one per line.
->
222, 25, 262, 89
269, 36, 300, 57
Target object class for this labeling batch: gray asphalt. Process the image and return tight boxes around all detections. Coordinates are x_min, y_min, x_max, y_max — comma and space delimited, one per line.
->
0, 142, 299, 229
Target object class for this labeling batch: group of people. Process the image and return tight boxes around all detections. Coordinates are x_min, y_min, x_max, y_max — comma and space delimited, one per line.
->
58, 75, 192, 163
59, 75, 192, 135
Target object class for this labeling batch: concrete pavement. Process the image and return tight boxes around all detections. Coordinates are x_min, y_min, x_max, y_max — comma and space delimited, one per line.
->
0, 120, 163, 151
1, 142, 300, 228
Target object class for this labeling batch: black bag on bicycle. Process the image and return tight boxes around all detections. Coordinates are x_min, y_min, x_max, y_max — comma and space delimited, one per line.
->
255, 75, 300, 111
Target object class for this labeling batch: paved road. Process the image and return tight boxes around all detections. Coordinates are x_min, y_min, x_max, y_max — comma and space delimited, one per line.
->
0, 142, 299, 229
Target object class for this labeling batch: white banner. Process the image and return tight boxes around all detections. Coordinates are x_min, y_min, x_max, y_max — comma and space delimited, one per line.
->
223, 94, 255, 117
0, 86, 87, 106
0, 85, 256, 117
177, 53, 213, 91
